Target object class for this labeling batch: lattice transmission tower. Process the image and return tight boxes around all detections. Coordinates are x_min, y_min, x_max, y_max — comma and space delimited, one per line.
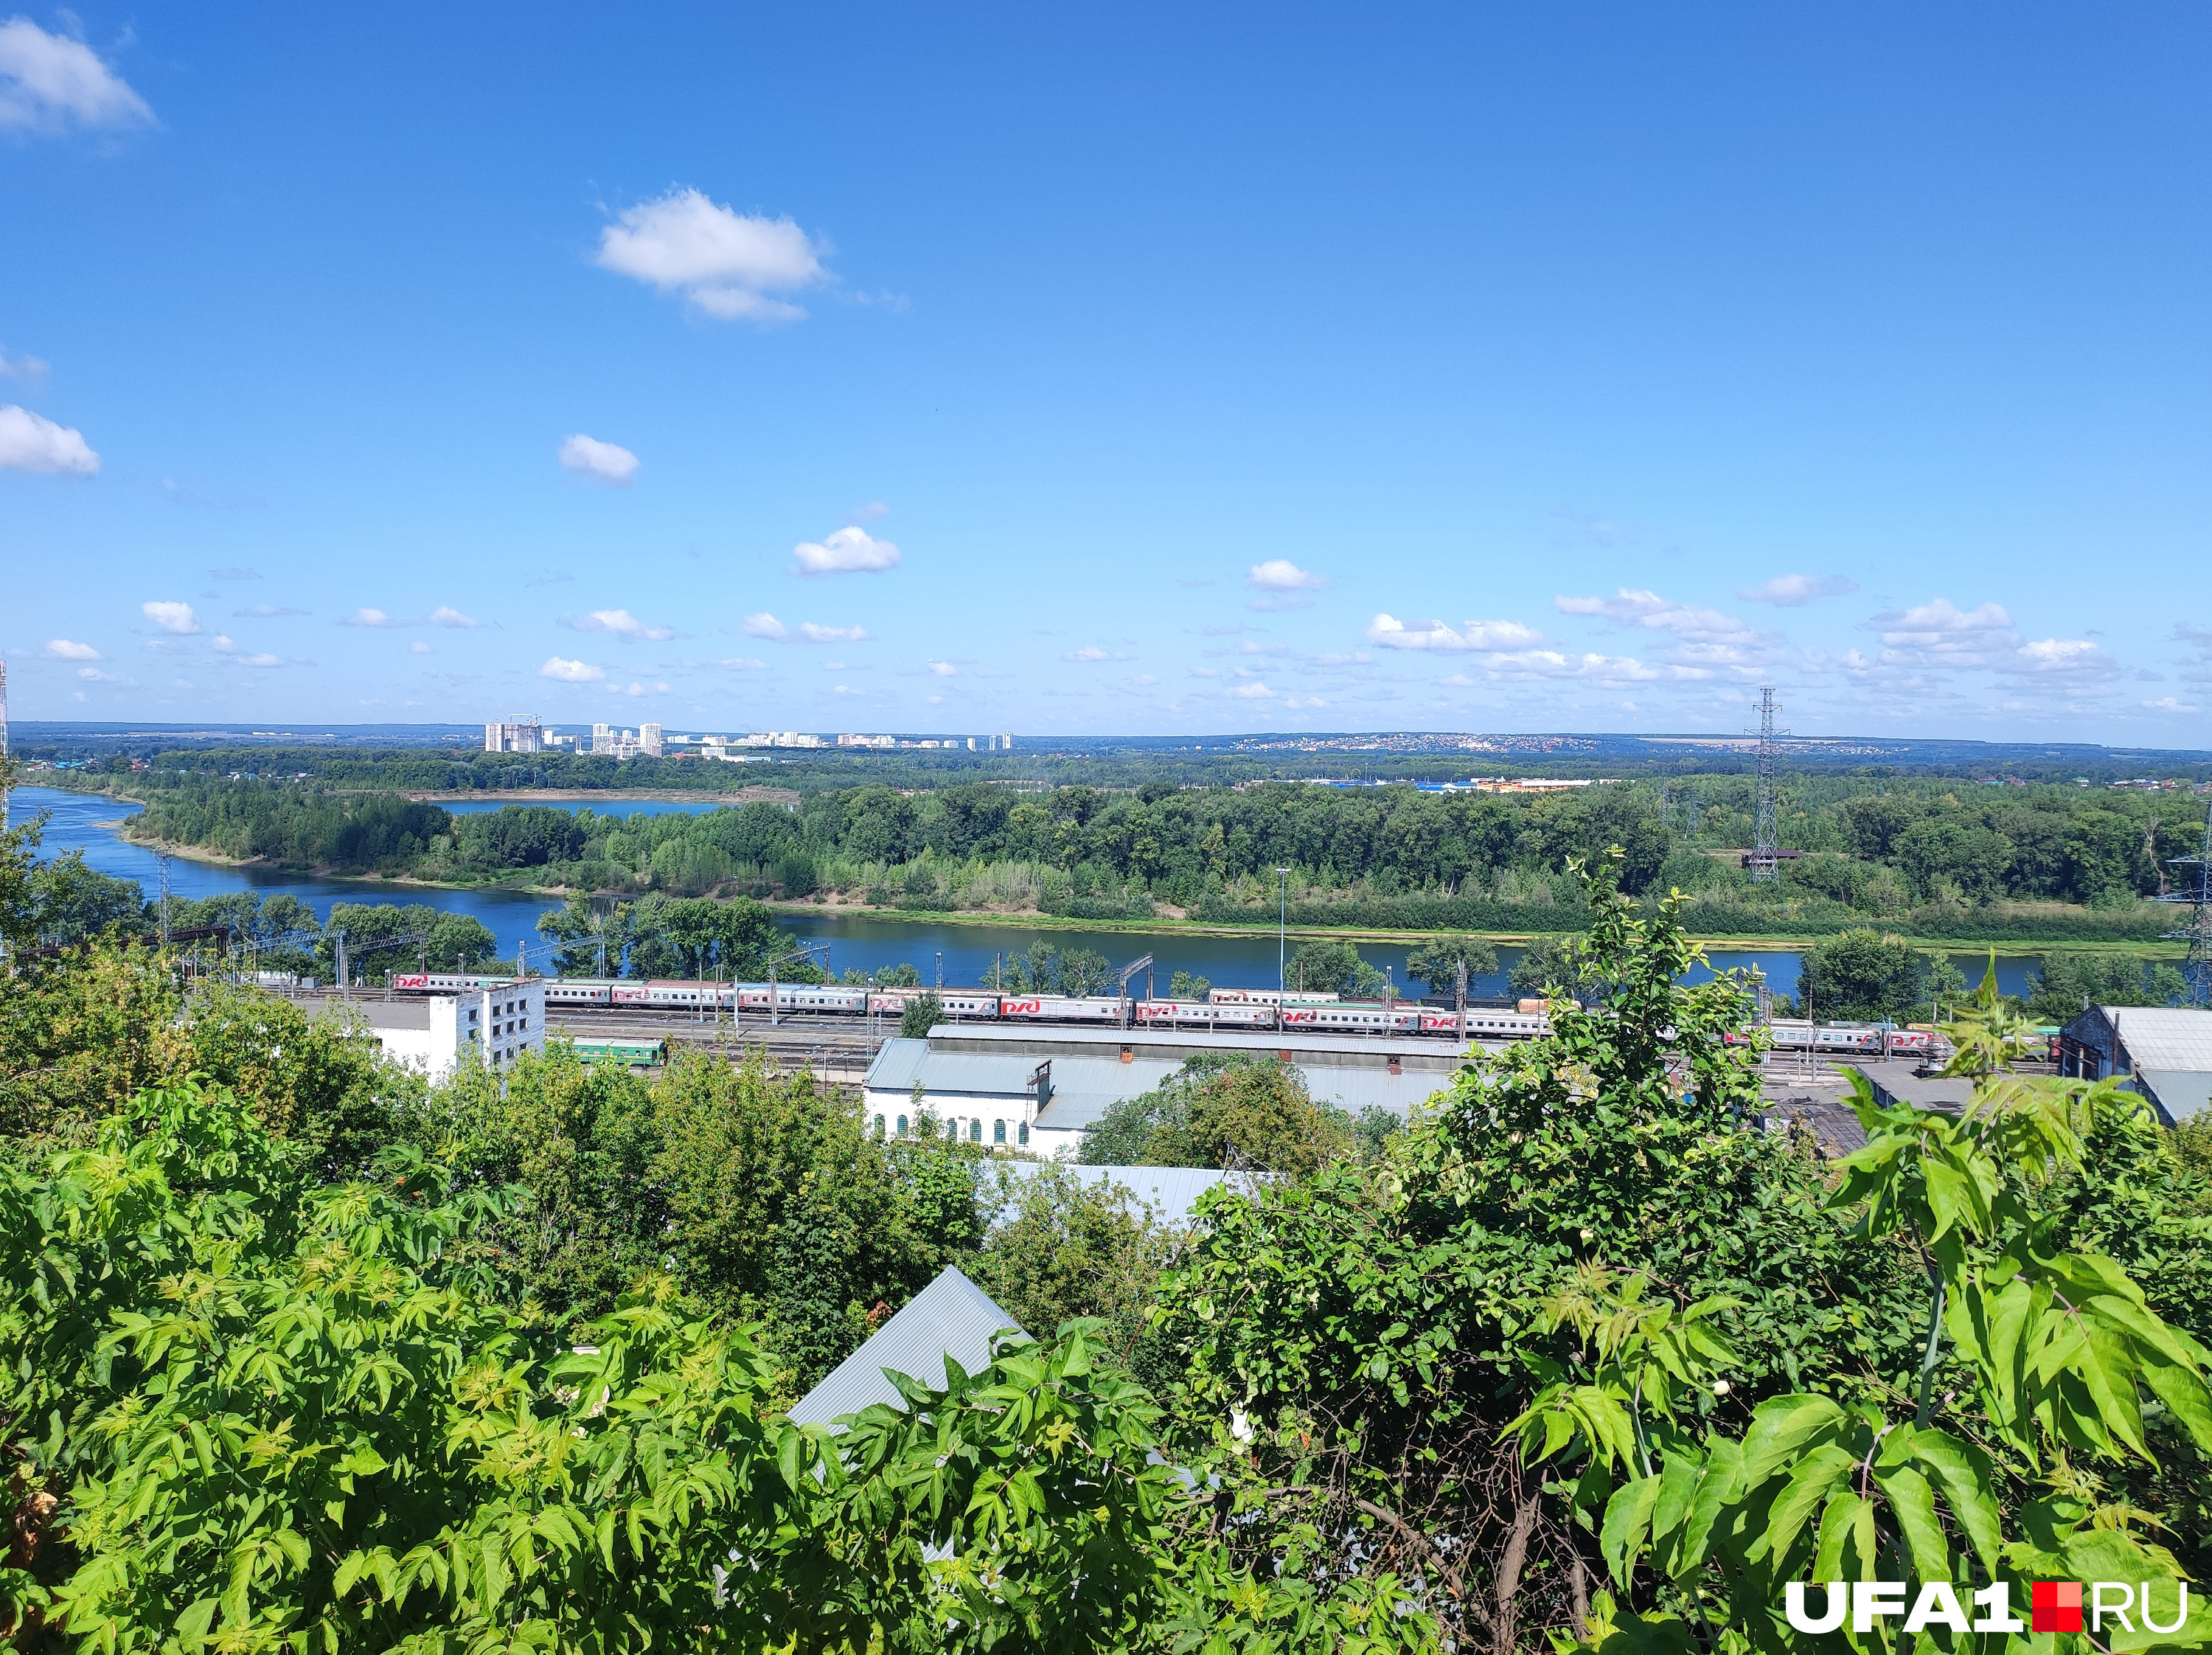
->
2160, 802, 2212, 1007
1745, 686, 1787, 881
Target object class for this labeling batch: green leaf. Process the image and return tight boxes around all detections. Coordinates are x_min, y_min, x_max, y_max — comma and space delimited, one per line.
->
1871, 1464, 1947, 1584
1600, 1474, 1663, 1589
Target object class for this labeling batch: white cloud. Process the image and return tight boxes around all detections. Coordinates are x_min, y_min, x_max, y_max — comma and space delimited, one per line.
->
0, 403, 97, 473
428, 605, 480, 628
211, 634, 236, 652
237, 652, 281, 668
594, 189, 829, 323
1476, 650, 1672, 684
540, 656, 605, 682
44, 638, 98, 659
2008, 637, 2118, 677
410, 640, 431, 654
1225, 681, 1276, 698
793, 525, 900, 575
1554, 587, 1753, 642
235, 604, 308, 617
344, 607, 403, 628
2146, 697, 2200, 713
1245, 562, 1326, 611
1067, 645, 1109, 662
0, 347, 47, 384
0, 18, 151, 131
1132, 673, 1159, 687
928, 659, 957, 676
742, 612, 789, 639
720, 656, 767, 670
1247, 559, 1328, 591
846, 500, 888, 521
1365, 614, 1543, 651
141, 600, 200, 635
1284, 695, 1329, 709
1739, 573, 1859, 606
571, 608, 675, 642
1868, 598, 2016, 667
558, 434, 640, 484
77, 665, 117, 681
799, 622, 869, 643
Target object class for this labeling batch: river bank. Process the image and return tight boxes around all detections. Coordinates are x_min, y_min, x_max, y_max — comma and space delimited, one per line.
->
100, 816, 2185, 955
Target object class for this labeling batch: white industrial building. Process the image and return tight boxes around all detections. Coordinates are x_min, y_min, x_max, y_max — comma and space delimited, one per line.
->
2056, 1005, 2212, 1124
313, 978, 546, 1083
861, 1023, 1471, 1159
483, 718, 545, 754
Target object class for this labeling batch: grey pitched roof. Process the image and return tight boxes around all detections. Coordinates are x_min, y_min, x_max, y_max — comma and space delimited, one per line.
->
991, 1161, 1238, 1226
2102, 1007, 2212, 1072
785, 1266, 1026, 1429
2133, 1067, 2212, 1125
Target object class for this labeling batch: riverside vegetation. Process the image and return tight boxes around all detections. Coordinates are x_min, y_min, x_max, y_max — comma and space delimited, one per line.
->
91, 766, 2212, 945
7, 775, 2212, 1651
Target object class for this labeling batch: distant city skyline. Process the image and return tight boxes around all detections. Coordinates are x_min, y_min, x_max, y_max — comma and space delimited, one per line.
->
6, 6, 2212, 740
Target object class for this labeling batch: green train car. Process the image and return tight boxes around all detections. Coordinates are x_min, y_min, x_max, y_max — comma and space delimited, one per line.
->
568, 1036, 667, 1069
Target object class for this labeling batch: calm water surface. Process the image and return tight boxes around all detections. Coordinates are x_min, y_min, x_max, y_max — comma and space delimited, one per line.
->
11, 784, 2042, 998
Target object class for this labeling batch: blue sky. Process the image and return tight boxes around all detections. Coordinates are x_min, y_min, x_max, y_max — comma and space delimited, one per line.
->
5, 4, 2212, 741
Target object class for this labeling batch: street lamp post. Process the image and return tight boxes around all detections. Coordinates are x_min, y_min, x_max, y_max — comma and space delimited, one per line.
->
1274, 867, 1290, 993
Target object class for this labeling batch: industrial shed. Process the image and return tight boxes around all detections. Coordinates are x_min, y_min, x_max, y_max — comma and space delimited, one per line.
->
2056, 1005, 2212, 1125
861, 1023, 1472, 1159
787, 1267, 1026, 1429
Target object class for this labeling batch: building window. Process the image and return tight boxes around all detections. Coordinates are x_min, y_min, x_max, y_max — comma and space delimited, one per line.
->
993, 1119, 1006, 1144
874, 1114, 886, 1137
970, 1119, 982, 1142
897, 1114, 908, 1136
1018, 1122, 1029, 1146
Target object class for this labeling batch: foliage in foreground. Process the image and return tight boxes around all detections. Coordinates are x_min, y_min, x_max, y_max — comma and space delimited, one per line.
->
0, 1081, 1434, 1654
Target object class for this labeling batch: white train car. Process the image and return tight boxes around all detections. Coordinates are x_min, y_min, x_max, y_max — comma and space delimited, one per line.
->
1419, 1007, 1550, 1039
394, 972, 514, 993
731, 982, 870, 1015
544, 977, 616, 1007
1281, 1002, 1424, 1034
998, 993, 1127, 1023
1133, 998, 1279, 1027
1207, 988, 1340, 1006
937, 990, 1002, 1018
1761, 1020, 1942, 1055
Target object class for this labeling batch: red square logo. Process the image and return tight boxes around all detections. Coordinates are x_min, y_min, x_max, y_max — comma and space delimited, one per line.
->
2033, 1581, 2084, 1634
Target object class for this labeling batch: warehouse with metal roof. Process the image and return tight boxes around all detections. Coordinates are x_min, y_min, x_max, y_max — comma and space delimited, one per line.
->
861, 1023, 1473, 1159
787, 1266, 1026, 1429
2056, 1004, 2212, 1124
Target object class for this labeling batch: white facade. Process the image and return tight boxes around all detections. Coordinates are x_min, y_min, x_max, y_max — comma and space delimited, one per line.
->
639, 721, 664, 757
324, 979, 546, 1083
484, 718, 544, 754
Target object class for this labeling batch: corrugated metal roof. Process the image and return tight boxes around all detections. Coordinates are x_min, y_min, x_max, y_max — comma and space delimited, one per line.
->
2106, 1007, 2212, 1073
786, 1266, 1025, 1429
867, 1038, 1463, 1128
992, 1162, 1239, 1225
2133, 1067, 2212, 1125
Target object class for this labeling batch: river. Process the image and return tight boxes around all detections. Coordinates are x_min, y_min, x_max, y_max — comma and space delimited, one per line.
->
8, 784, 2044, 999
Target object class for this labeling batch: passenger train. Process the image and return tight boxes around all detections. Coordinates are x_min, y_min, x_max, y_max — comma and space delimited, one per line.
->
394, 973, 1943, 1051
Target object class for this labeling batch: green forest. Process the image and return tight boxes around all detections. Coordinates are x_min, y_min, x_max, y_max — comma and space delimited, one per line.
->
111, 767, 2212, 943
7, 791, 2212, 1651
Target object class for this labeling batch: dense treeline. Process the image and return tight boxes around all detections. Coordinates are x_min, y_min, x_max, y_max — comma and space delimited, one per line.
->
7, 811, 2211, 1648
121, 769, 2212, 942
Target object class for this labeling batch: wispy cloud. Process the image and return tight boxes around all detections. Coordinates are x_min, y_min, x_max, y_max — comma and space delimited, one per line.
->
540, 656, 605, 682
428, 606, 481, 628
234, 605, 308, 617
1739, 572, 1858, 606
342, 608, 405, 628
799, 621, 869, 643
0, 18, 152, 132
1365, 614, 1542, 651
567, 608, 673, 641
743, 613, 788, 639
44, 638, 99, 660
